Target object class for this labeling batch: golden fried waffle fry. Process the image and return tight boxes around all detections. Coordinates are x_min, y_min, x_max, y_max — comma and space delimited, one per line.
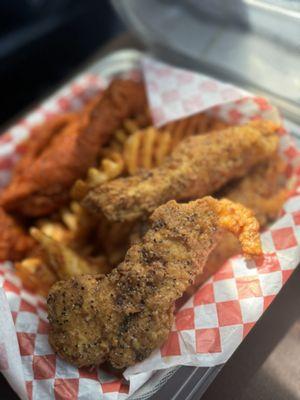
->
36, 202, 95, 247
31, 228, 110, 279
37, 220, 71, 243
71, 115, 149, 201
60, 201, 96, 245
123, 128, 171, 174
16, 257, 57, 296
31, 228, 93, 279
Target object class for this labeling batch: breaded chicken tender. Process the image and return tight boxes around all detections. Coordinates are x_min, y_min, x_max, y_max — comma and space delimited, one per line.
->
190, 156, 288, 293
0, 80, 147, 217
83, 121, 279, 222
47, 197, 261, 369
220, 156, 287, 227
0, 207, 36, 261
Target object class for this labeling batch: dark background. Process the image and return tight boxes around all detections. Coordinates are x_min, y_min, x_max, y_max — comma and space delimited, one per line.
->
0, 0, 124, 127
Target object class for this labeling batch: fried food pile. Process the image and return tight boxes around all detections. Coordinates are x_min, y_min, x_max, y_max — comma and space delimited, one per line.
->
0, 80, 147, 217
0, 77, 288, 368
47, 197, 261, 368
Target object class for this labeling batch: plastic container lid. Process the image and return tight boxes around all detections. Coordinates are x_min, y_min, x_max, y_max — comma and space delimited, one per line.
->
112, 0, 300, 123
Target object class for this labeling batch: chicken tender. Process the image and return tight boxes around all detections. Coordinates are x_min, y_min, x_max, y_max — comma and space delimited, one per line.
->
47, 197, 261, 368
0, 207, 36, 261
83, 121, 279, 222
188, 156, 288, 294
0, 80, 147, 217
220, 156, 287, 226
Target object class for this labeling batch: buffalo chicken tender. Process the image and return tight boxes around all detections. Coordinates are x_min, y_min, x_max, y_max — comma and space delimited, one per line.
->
47, 197, 261, 369
0, 207, 36, 261
0, 80, 147, 217
83, 121, 279, 222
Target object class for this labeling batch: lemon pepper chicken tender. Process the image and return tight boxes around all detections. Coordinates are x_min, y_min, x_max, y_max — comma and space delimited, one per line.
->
0, 207, 36, 261
47, 197, 261, 369
183, 156, 288, 299
83, 121, 279, 222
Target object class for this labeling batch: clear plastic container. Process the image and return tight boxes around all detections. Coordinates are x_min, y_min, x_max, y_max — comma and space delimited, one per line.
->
112, 0, 300, 123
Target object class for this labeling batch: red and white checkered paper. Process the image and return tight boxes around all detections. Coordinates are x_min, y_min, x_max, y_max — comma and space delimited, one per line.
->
0, 57, 300, 400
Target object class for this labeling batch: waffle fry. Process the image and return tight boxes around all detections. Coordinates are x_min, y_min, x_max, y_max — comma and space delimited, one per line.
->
71, 153, 125, 200
37, 220, 71, 243
123, 114, 230, 175
17, 250, 111, 296
60, 201, 96, 246
71, 115, 149, 201
18, 200, 104, 294
31, 228, 110, 279
36, 202, 94, 247
31, 228, 92, 279
16, 258, 57, 296
163, 113, 210, 147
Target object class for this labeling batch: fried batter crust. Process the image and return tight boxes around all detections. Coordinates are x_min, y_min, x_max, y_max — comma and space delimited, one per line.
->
47, 197, 261, 369
220, 156, 287, 226
84, 121, 279, 222
194, 156, 287, 289
0, 80, 147, 217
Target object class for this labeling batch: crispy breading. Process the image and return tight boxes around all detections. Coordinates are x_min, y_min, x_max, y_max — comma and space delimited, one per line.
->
47, 197, 261, 368
219, 156, 287, 226
0, 80, 147, 217
83, 121, 279, 222
189, 156, 288, 293
0, 207, 36, 261
207, 155, 287, 270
